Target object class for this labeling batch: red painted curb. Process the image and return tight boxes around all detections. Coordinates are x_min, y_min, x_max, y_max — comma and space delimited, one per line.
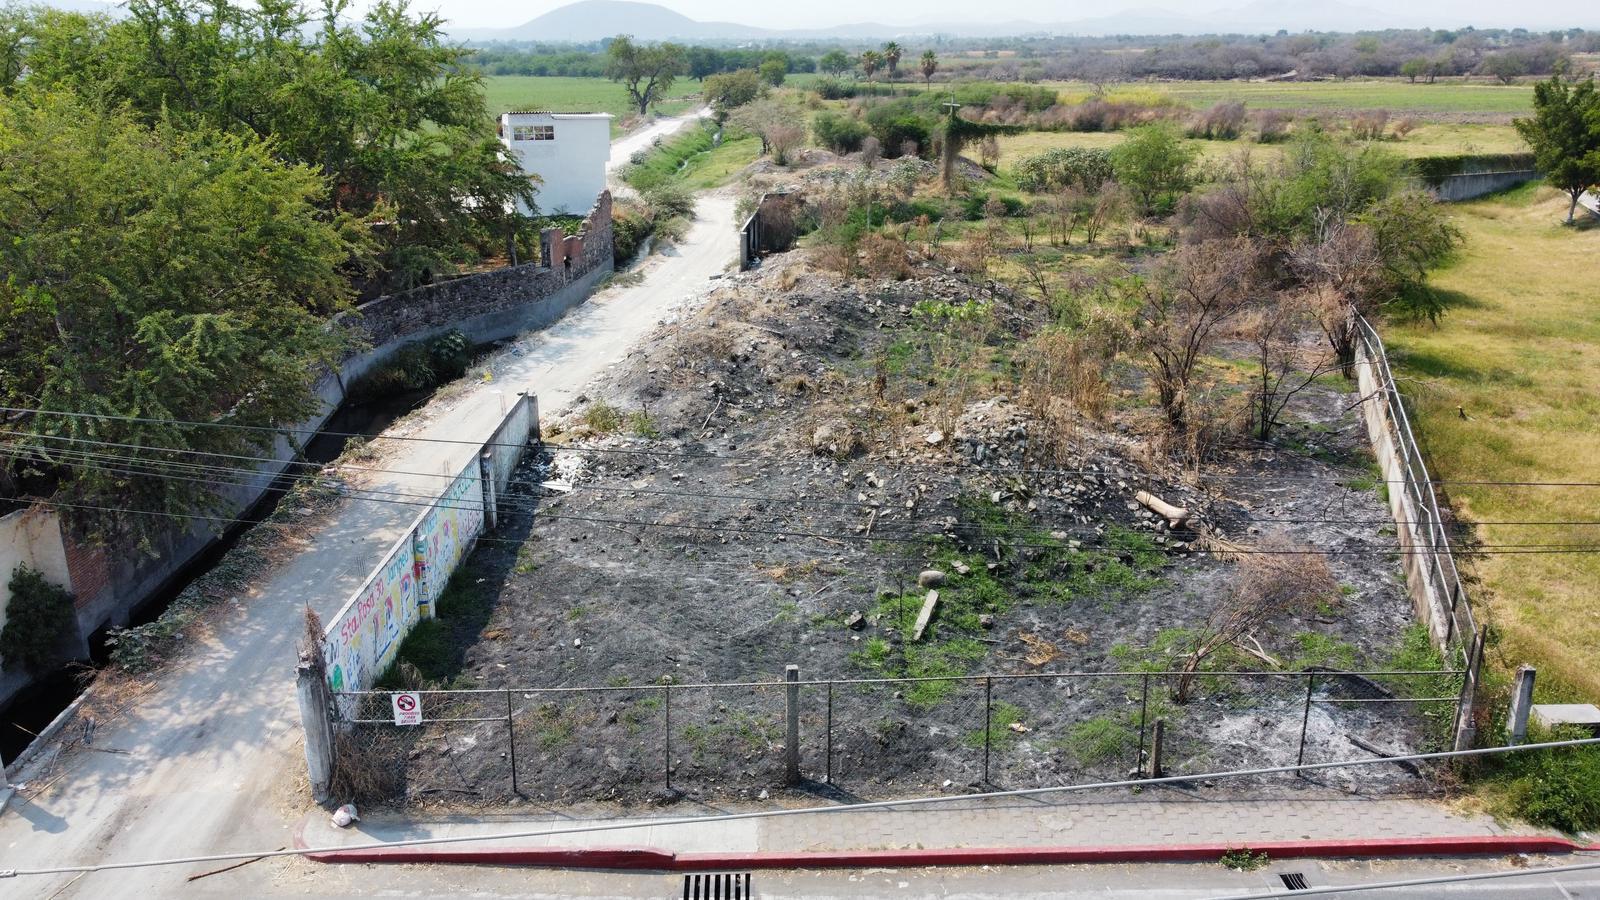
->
300, 834, 1590, 870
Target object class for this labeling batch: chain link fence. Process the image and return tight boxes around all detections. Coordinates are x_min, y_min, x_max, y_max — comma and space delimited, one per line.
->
328, 665, 1465, 806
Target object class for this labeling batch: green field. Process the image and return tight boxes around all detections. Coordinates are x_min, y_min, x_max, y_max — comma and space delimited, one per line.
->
1088, 79, 1535, 117
995, 122, 1527, 169
482, 76, 701, 135
1384, 184, 1600, 700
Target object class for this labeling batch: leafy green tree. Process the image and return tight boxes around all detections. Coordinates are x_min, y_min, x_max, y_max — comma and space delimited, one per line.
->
605, 34, 687, 117
703, 68, 763, 123
758, 57, 786, 87
1480, 52, 1528, 85
686, 45, 722, 80
920, 49, 938, 84
0, 91, 363, 534
1514, 73, 1600, 223
818, 49, 850, 76
0, 565, 76, 672
13, 0, 535, 291
1111, 122, 1198, 214
1400, 57, 1428, 83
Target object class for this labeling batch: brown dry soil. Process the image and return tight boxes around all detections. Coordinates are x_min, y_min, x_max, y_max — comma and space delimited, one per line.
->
349, 252, 1451, 809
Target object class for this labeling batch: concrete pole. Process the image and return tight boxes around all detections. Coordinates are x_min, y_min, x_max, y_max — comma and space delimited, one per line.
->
479, 449, 498, 532
1507, 665, 1536, 745
784, 665, 801, 786
297, 660, 336, 804
525, 392, 541, 444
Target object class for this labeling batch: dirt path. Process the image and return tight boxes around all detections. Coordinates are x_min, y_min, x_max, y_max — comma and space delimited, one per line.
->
0, 195, 736, 899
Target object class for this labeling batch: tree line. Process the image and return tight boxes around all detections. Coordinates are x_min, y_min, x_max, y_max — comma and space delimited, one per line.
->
0, 0, 538, 533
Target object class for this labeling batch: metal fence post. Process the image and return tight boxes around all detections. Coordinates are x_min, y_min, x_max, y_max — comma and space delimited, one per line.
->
983, 675, 993, 784
825, 681, 834, 785
505, 689, 520, 795
1454, 627, 1488, 753
1149, 719, 1165, 778
663, 685, 672, 790
1296, 673, 1316, 773
1135, 674, 1151, 777
785, 665, 801, 785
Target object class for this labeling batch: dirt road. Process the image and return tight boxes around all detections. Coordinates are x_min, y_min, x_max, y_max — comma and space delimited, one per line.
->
607, 107, 712, 174
0, 194, 736, 898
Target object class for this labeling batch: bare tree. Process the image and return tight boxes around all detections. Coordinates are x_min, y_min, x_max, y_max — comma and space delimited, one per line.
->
1135, 236, 1262, 428
1288, 221, 1385, 377
1174, 534, 1336, 702
1240, 296, 1340, 441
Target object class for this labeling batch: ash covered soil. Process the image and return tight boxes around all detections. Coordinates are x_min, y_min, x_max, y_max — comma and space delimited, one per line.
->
368, 252, 1450, 808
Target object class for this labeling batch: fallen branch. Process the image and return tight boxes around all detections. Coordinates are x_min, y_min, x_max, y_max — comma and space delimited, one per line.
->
1136, 490, 1191, 529
186, 848, 284, 882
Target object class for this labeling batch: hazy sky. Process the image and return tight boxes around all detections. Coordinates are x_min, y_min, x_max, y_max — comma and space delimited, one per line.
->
406, 0, 1598, 31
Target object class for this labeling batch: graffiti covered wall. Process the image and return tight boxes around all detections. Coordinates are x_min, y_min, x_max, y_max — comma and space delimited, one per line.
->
320, 394, 532, 692
414, 465, 485, 615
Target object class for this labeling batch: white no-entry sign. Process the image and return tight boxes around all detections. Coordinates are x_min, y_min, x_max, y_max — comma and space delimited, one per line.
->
391, 691, 422, 726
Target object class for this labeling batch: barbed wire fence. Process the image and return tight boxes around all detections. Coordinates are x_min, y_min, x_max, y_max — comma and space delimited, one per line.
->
326, 665, 1466, 806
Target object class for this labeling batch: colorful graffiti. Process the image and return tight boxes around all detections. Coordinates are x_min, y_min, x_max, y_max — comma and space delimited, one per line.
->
322, 537, 417, 694
322, 457, 489, 692
414, 466, 485, 615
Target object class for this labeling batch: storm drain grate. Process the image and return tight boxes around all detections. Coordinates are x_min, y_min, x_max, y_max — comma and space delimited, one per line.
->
1279, 872, 1310, 890
683, 872, 753, 899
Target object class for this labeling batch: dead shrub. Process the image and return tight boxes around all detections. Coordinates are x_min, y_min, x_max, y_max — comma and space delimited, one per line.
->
1173, 533, 1336, 701
1188, 101, 1247, 140
1020, 329, 1112, 421
1392, 117, 1418, 140
1254, 108, 1292, 143
860, 232, 912, 280
1348, 109, 1391, 141
330, 728, 407, 801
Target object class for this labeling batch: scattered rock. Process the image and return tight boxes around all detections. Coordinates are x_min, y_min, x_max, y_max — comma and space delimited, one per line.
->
978, 614, 995, 629
846, 611, 866, 630
917, 569, 946, 588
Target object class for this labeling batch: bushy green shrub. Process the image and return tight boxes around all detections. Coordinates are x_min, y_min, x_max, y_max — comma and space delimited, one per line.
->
812, 111, 869, 154
1013, 147, 1115, 192
864, 103, 932, 158
1489, 730, 1600, 833
0, 565, 76, 672
347, 329, 472, 403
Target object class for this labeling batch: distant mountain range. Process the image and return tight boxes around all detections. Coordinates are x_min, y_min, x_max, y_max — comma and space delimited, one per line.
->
447, 0, 1591, 43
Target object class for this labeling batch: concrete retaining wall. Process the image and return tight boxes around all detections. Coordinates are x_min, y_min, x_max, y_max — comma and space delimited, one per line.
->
1424, 169, 1539, 202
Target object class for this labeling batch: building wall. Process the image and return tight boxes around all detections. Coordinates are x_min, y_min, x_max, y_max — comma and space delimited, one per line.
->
501, 113, 612, 215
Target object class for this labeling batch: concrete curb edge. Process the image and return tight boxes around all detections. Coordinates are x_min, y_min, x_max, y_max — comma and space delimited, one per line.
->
294, 830, 1591, 871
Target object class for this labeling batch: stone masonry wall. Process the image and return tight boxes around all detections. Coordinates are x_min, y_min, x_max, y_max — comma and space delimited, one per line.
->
352, 191, 613, 352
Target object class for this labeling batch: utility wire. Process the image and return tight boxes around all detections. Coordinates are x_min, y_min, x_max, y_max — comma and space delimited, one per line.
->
6, 440, 1597, 536
5, 404, 1600, 488
8, 444, 1600, 558
2, 736, 1597, 880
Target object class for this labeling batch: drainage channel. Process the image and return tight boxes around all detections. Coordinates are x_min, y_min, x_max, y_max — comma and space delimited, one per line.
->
0, 388, 433, 765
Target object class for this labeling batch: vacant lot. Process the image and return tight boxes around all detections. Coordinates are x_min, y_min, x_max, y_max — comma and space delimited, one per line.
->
482, 76, 701, 134
1384, 185, 1600, 700
355, 252, 1439, 806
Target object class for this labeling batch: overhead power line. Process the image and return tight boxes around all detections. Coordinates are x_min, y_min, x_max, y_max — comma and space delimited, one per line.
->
7, 433, 1600, 537
2, 736, 1597, 880
5, 404, 1600, 488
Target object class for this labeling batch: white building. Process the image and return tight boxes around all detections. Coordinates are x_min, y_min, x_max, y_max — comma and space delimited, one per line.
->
498, 112, 612, 216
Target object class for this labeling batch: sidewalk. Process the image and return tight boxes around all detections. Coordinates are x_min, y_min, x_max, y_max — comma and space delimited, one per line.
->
295, 793, 1587, 870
